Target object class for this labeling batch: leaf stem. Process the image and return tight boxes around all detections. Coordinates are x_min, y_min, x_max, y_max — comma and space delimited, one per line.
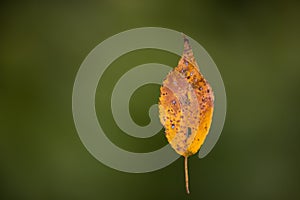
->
184, 156, 190, 194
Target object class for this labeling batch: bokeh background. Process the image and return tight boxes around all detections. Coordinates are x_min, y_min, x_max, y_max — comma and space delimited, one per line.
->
1, 1, 300, 199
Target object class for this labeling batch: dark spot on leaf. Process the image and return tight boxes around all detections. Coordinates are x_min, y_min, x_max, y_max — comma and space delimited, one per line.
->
187, 127, 192, 137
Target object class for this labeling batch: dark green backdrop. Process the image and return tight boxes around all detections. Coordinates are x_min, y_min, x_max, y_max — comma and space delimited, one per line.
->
1, 1, 300, 200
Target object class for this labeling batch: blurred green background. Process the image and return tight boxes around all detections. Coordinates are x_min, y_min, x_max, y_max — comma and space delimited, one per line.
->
1, 1, 300, 199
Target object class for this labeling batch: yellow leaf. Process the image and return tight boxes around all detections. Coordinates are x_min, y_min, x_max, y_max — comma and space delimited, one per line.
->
158, 34, 214, 194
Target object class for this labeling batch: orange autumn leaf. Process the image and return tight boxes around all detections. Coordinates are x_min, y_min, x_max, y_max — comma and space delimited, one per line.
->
158, 35, 214, 194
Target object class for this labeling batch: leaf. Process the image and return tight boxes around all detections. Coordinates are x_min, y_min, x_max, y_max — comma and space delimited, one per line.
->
158, 34, 214, 194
